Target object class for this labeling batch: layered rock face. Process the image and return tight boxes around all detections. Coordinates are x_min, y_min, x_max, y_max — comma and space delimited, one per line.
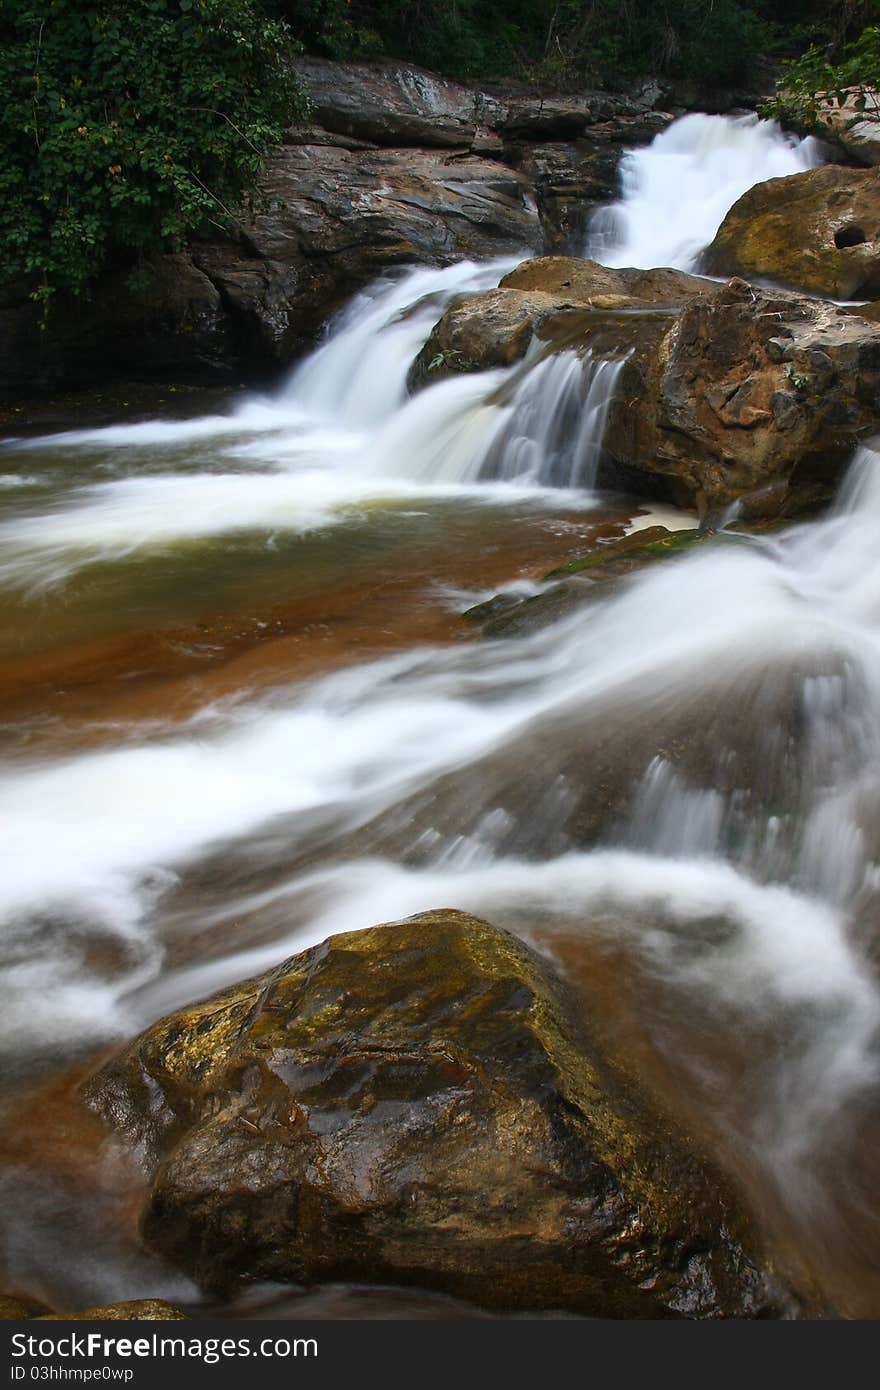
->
82, 911, 793, 1318
414, 256, 880, 513
0, 58, 668, 402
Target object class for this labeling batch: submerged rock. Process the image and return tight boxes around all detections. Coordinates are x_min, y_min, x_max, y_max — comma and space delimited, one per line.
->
471, 527, 710, 637
83, 911, 793, 1318
703, 163, 880, 298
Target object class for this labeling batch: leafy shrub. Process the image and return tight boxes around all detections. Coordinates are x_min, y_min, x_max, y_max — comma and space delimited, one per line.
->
0, 0, 310, 307
764, 22, 880, 130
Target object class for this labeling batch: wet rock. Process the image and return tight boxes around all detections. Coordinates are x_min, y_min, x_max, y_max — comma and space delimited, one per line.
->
408, 288, 570, 389
638, 279, 880, 511
478, 580, 590, 637
36, 1301, 186, 1321
193, 143, 542, 368
703, 163, 880, 298
477, 528, 709, 637
82, 911, 791, 1318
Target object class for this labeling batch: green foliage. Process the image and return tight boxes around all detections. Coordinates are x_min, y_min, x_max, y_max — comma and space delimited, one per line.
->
0, 0, 310, 307
427, 349, 481, 372
273, 0, 827, 85
784, 363, 811, 390
764, 16, 880, 131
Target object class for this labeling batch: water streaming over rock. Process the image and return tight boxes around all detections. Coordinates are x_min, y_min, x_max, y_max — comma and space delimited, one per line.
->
5, 113, 879, 1312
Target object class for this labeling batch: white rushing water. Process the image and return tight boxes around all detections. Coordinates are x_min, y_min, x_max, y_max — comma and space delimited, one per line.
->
5, 112, 878, 1278
588, 111, 821, 270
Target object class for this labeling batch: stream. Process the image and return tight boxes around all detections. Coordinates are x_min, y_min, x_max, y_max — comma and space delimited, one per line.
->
5, 113, 879, 1318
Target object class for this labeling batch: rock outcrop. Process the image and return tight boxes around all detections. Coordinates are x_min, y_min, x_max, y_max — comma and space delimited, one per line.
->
0, 59, 671, 403
0, 1293, 185, 1320
414, 255, 880, 513
409, 255, 708, 386
82, 910, 794, 1318
703, 163, 880, 298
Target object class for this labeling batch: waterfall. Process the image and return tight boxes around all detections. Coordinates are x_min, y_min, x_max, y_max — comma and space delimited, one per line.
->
587, 111, 822, 271
362, 349, 624, 490
477, 351, 623, 489
278, 255, 522, 429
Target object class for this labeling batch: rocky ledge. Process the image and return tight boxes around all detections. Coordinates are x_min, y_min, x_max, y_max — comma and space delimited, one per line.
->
413, 255, 880, 514
81, 910, 803, 1318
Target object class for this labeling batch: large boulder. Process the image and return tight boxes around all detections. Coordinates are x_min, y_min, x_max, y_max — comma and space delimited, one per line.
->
624, 276, 880, 511
703, 163, 880, 299
413, 256, 880, 514
82, 910, 794, 1318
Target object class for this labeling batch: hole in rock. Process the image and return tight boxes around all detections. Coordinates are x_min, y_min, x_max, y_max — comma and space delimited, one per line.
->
834, 224, 868, 249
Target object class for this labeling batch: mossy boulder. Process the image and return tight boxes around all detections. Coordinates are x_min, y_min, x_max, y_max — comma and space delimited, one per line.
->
703, 164, 880, 299
82, 911, 793, 1318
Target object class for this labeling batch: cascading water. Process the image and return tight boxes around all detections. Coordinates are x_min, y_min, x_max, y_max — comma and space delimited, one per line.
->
5, 111, 880, 1315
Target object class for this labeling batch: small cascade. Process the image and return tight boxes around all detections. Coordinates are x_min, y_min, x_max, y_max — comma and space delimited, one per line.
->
364, 349, 625, 491
278, 255, 521, 430
477, 351, 624, 490
587, 112, 821, 271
